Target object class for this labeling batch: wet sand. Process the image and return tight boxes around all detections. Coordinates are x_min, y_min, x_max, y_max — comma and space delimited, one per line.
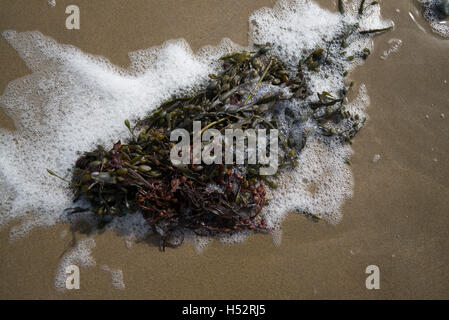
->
0, 0, 448, 299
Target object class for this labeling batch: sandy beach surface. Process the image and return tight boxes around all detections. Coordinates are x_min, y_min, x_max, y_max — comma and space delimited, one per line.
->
0, 0, 448, 299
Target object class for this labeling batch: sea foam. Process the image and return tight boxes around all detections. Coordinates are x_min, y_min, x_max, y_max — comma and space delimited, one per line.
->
0, 0, 391, 247
418, 0, 449, 37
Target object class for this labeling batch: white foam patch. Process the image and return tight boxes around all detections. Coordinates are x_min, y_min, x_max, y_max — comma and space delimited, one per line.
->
54, 237, 96, 290
263, 87, 370, 228
418, 0, 449, 37
100, 265, 125, 290
0, 0, 391, 250
380, 38, 403, 60
0, 30, 238, 239
264, 135, 353, 226
250, 0, 391, 94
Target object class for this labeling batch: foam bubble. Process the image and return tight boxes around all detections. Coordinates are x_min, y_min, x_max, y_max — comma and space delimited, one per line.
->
100, 265, 125, 290
418, 0, 449, 37
0, 0, 391, 247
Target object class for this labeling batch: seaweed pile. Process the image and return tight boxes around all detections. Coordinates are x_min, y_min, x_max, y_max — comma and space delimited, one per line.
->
49, 3, 390, 249
68, 45, 302, 249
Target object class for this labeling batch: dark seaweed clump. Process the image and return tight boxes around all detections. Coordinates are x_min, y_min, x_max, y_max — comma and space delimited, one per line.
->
49, 15, 390, 249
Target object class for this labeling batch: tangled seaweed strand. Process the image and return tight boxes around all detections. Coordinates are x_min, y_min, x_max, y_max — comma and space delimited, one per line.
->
71, 45, 304, 249
65, 17, 388, 249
